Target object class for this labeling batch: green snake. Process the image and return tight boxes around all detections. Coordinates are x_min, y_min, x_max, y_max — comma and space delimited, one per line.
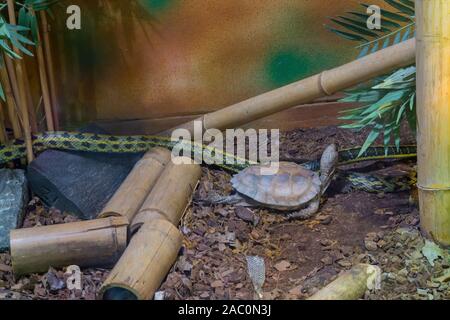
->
0, 131, 417, 193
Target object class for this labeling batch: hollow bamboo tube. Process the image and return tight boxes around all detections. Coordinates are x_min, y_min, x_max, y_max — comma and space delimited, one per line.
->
163, 39, 416, 135
32, 9, 54, 132
39, 10, 59, 130
99, 147, 172, 221
307, 264, 381, 300
0, 58, 21, 138
130, 158, 202, 234
10, 217, 128, 276
6, 0, 33, 162
100, 219, 183, 300
416, 0, 450, 247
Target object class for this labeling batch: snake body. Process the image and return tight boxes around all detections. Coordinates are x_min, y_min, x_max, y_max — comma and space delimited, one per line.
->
0, 131, 417, 192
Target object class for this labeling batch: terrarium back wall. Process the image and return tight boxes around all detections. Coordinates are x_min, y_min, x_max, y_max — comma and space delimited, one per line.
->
52, 0, 386, 129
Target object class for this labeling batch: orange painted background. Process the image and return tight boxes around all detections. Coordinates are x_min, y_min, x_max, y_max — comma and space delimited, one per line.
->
50, 0, 385, 129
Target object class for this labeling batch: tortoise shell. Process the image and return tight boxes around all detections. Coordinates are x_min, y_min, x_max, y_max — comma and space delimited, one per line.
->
231, 162, 321, 210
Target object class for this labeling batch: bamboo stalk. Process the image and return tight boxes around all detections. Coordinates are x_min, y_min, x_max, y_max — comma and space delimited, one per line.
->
416, 0, 450, 246
0, 100, 8, 143
130, 157, 202, 234
39, 10, 59, 130
32, 9, 54, 132
162, 39, 416, 136
0, 57, 21, 138
99, 147, 172, 221
10, 217, 129, 276
4, 55, 20, 110
307, 264, 381, 300
22, 63, 38, 133
6, 0, 33, 162
100, 219, 183, 300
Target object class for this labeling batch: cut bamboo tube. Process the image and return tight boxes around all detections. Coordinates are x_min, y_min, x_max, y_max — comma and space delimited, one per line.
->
163, 39, 416, 135
100, 219, 183, 300
10, 216, 128, 276
307, 264, 381, 300
0, 57, 21, 138
40, 10, 59, 130
6, 0, 33, 162
130, 157, 202, 234
99, 147, 172, 221
416, 0, 450, 247
32, 9, 54, 132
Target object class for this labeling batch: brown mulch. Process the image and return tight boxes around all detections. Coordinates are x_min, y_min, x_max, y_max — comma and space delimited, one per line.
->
1, 125, 449, 300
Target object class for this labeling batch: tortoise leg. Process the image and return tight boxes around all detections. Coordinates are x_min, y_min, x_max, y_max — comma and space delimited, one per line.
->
287, 199, 320, 220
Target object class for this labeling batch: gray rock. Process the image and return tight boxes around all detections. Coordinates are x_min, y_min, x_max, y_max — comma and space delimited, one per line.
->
0, 169, 29, 252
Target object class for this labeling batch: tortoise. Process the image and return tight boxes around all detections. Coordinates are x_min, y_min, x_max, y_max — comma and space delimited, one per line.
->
208, 144, 338, 219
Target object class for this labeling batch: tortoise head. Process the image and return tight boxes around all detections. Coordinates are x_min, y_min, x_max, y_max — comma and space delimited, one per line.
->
319, 144, 338, 189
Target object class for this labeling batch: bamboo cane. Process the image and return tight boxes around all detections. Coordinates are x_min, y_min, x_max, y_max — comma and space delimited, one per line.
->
162, 39, 416, 136
0, 101, 7, 143
130, 158, 202, 233
39, 10, 59, 130
100, 219, 183, 300
416, 0, 450, 246
99, 147, 172, 221
22, 63, 38, 133
0, 57, 21, 138
6, 0, 33, 162
100, 159, 201, 300
4, 55, 20, 106
32, 9, 54, 132
307, 264, 381, 300
10, 217, 129, 276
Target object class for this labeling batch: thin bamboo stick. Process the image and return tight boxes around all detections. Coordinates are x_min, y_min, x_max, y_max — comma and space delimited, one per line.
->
416, 0, 450, 246
162, 39, 416, 136
0, 101, 8, 143
0, 57, 21, 138
307, 264, 381, 300
6, 0, 33, 162
100, 219, 183, 300
4, 55, 20, 108
99, 147, 172, 221
130, 157, 201, 233
10, 217, 129, 276
39, 10, 59, 130
22, 62, 38, 133
32, 9, 54, 132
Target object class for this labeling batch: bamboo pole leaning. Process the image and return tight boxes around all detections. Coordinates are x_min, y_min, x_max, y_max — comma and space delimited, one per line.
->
162, 39, 416, 135
0, 101, 7, 143
0, 57, 21, 138
130, 158, 202, 233
100, 158, 202, 300
307, 264, 381, 300
6, 0, 33, 162
416, 0, 450, 247
39, 10, 59, 130
99, 147, 172, 221
32, 9, 54, 132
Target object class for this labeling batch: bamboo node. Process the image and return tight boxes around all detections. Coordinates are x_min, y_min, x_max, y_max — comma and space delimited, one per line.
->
318, 71, 333, 96
417, 184, 450, 191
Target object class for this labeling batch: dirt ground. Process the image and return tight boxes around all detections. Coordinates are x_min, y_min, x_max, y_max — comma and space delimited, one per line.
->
1, 126, 449, 300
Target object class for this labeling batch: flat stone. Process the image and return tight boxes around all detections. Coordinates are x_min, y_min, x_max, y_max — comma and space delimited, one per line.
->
27, 150, 142, 220
0, 169, 29, 252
